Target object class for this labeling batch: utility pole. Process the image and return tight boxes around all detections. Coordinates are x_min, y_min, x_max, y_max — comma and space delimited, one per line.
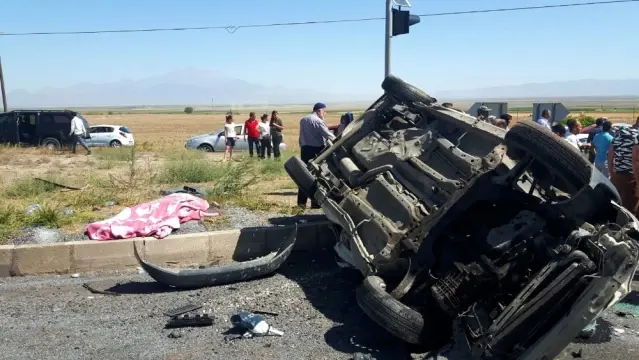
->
384, 0, 393, 78
0, 56, 7, 112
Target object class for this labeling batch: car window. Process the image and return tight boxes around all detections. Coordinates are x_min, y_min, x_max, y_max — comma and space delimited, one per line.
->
89, 127, 100, 133
104, 127, 114, 133
53, 115, 70, 124
119, 126, 131, 133
235, 125, 243, 136
39, 114, 53, 125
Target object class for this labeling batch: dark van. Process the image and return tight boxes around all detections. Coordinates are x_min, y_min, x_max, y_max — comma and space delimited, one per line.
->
0, 110, 91, 149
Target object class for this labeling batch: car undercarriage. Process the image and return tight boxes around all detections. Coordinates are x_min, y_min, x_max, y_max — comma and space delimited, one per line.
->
285, 75, 639, 359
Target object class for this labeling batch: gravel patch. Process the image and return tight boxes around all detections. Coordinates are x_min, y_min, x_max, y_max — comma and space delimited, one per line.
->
0, 251, 409, 360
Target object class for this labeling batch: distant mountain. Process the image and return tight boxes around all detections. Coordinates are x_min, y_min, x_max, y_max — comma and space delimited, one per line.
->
6, 68, 350, 107
433, 79, 639, 100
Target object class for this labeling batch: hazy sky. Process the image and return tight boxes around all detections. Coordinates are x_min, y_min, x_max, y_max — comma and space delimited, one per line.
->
1, 0, 637, 96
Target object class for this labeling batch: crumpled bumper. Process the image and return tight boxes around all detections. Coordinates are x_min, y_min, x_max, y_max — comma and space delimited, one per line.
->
134, 226, 297, 289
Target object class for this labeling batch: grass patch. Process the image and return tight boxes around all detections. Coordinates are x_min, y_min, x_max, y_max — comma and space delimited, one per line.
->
4, 178, 59, 199
94, 147, 135, 162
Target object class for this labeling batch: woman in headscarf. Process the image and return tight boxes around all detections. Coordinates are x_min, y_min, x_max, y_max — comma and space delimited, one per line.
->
337, 112, 354, 135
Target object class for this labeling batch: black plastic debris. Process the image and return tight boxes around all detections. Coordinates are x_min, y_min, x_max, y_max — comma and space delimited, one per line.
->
161, 186, 207, 199
165, 313, 214, 329
164, 303, 202, 317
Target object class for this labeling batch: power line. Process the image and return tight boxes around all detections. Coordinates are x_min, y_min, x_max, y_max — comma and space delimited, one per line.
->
0, 0, 636, 37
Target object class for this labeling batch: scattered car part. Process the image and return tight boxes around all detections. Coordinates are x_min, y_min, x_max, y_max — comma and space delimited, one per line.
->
230, 311, 284, 337
82, 283, 120, 296
34, 177, 86, 191
165, 313, 214, 329
252, 310, 279, 317
164, 303, 203, 317
134, 226, 297, 289
285, 74, 639, 359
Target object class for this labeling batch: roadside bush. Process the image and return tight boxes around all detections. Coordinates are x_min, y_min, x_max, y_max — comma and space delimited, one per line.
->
560, 115, 596, 127
184, 106, 194, 114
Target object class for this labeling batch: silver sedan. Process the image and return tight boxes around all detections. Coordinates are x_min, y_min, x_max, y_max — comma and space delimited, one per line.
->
185, 124, 287, 152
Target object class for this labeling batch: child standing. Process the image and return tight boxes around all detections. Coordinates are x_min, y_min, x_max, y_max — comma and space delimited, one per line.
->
258, 113, 272, 159
223, 114, 237, 162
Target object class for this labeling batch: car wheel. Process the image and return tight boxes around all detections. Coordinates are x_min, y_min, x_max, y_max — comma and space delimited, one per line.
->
284, 156, 316, 196
505, 121, 591, 194
41, 137, 61, 150
109, 140, 122, 147
381, 75, 437, 105
356, 276, 424, 344
197, 144, 214, 152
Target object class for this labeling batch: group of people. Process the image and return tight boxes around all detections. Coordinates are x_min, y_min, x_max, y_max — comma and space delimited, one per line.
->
222, 110, 284, 161
542, 109, 639, 217
442, 102, 512, 129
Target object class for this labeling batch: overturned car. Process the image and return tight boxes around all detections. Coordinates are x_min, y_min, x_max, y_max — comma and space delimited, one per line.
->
285, 75, 639, 359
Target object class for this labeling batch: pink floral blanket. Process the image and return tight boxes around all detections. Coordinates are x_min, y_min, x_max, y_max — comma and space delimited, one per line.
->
86, 193, 219, 240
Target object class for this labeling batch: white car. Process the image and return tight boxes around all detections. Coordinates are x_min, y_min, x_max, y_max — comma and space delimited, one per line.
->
86, 124, 135, 147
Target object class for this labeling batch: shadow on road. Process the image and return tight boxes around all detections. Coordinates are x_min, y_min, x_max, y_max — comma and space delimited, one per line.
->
279, 250, 412, 360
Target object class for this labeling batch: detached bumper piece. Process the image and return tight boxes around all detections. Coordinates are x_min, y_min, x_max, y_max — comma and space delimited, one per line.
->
134, 227, 297, 289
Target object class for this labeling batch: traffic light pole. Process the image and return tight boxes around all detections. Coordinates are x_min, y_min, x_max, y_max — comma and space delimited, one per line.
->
384, 0, 393, 78
0, 56, 7, 112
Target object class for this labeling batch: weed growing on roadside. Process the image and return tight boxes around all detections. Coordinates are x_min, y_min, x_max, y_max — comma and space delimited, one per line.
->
4, 178, 59, 199
94, 147, 134, 162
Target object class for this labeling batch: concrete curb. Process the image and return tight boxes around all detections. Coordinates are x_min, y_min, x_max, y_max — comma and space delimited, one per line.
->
0, 221, 338, 277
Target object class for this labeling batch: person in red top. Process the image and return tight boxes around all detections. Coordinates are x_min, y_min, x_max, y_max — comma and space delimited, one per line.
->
244, 112, 261, 157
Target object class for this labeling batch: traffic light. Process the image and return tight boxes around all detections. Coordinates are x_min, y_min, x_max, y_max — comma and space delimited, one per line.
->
391, 8, 421, 37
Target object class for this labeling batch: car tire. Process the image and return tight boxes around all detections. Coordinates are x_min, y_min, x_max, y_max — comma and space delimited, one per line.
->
284, 156, 316, 196
356, 276, 424, 345
197, 144, 214, 152
381, 75, 437, 105
505, 120, 591, 193
41, 137, 61, 150
109, 140, 122, 147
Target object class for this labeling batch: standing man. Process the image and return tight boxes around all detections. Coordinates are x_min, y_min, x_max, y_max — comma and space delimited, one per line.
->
592, 120, 613, 178
244, 112, 260, 158
609, 117, 639, 212
69, 112, 91, 155
536, 109, 552, 130
297, 102, 336, 209
564, 118, 582, 150
476, 105, 491, 121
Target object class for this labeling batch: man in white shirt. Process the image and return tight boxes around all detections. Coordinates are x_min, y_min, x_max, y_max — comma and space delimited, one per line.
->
564, 118, 582, 150
69, 112, 91, 155
536, 109, 552, 130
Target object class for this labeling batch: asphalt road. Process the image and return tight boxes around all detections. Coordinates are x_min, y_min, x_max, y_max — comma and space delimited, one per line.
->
0, 251, 638, 360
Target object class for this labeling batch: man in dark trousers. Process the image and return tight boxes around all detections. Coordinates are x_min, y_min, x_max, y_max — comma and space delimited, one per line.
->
297, 102, 336, 209
244, 112, 260, 157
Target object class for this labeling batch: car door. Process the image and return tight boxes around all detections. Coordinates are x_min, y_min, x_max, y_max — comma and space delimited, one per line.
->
102, 126, 115, 145
234, 124, 248, 151
86, 127, 100, 147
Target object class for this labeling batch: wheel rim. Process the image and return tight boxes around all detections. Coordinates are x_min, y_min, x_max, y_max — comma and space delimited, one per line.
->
45, 143, 55, 149
198, 145, 213, 152
110, 141, 121, 147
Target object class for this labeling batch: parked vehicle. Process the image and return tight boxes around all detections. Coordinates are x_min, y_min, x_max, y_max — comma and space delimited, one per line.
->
185, 125, 287, 152
0, 110, 90, 149
285, 75, 639, 359
85, 124, 134, 147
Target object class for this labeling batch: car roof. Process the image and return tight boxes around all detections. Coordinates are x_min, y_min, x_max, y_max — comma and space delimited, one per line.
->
90, 124, 125, 128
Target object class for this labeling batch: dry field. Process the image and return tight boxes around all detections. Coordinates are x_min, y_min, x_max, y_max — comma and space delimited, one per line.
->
0, 110, 636, 242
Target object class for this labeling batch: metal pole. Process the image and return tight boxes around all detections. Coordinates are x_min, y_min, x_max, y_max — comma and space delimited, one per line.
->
384, 0, 393, 78
0, 56, 7, 112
